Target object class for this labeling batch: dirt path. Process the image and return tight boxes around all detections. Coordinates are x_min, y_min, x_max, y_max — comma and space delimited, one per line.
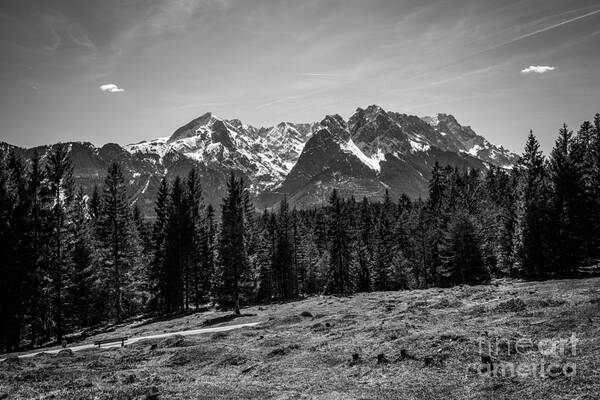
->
0, 322, 261, 361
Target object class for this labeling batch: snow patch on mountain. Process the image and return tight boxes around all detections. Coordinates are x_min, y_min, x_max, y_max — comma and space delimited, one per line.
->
409, 140, 431, 153
341, 139, 383, 171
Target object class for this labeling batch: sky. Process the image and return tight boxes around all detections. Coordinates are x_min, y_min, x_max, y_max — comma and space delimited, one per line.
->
1, 0, 599, 153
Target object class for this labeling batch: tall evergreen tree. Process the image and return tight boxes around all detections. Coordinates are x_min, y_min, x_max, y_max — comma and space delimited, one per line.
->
516, 131, 551, 279
27, 151, 46, 346
373, 191, 394, 291
45, 144, 74, 343
185, 168, 203, 309
163, 176, 188, 313
325, 190, 351, 295
149, 178, 169, 313
66, 187, 94, 328
549, 124, 587, 276
99, 162, 130, 322
356, 197, 372, 292
201, 204, 217, 303
216, 173, 247, 314
272, 195, 294, 299
439, 215, 489, 286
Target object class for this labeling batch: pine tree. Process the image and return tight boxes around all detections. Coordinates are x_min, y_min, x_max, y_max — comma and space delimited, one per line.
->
549, 124, 586, 276
185, 168, 203, 309
0, 152, 32, 350
254, 211, 273, 302
439, 215, 489, 286
66, 187, 94, 328
45, 144, 74, 343
356, 197, 372, 292
272, 195, 294, 299
373, 192, 394, 291
201, 204, 216, 303
149, 178, 169, 313
325, 190, 351, 295
163, 176, 188, 313
216, 172, 247, 314
516, 131, 551, 279
26, 151, 46, 346
99, 162, 130, 322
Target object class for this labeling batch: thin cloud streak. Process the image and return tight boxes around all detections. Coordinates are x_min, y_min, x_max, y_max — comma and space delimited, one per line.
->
403, 8, 600, 82
301, 73, 348, 78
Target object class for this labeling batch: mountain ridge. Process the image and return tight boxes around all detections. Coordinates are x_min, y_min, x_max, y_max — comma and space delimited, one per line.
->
0, 105, 518, 215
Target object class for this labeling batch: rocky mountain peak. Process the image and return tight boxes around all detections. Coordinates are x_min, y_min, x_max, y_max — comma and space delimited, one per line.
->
319, 114, 349, 141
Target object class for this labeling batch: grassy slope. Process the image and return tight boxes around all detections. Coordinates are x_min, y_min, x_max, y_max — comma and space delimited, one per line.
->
1, 278, 599, 400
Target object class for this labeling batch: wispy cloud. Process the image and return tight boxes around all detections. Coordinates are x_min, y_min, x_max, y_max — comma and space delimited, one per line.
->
99, 83, 125, 93
401, 7, 600, 82
301, 72, 348, 78
507, 8, 600, 46
521, 65, 556, 74
256, 95, 304, 110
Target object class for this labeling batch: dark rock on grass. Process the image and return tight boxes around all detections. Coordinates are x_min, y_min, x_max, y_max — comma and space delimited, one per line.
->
299, 311, 313, 318
396, 349, 415, 361
0, 392, 8, 399
56, 348, 74, 357
423, 353, 447, 368
377, 353, 389, 365
241, 364, 257, 374
144, 343, 158, 353
122, 373, 137, 384
146, 386, 160, 400
311, 322, 323, 331
268, 347, 287, 357
349, 353, 361, 366
268, 344, 300, 358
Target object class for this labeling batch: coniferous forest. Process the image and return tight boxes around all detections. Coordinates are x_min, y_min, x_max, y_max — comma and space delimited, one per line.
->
1, 114, 599, 352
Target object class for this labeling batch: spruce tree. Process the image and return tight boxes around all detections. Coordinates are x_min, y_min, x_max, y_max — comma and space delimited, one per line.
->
99, 162, 130, 322
549, 124, 586, 276
45, 144, 74, 343
439, 215, 489, 286
27, 151, 45, 346
149, 178, 169, 313
325, 190, 351, 295
216, 172, 247, 314
373, 192, 394, 291
185, 168, 203, 309
201, 204, 216, 303
516, 131, 551, 279
272, 195, 293, 299
0, 152, 32, 350
356, 197, 372, 292
66, 187, 94, 328
163, 176, 187, 313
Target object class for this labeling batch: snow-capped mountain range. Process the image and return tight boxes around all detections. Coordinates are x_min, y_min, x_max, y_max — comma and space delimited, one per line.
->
1, 105, 517, 214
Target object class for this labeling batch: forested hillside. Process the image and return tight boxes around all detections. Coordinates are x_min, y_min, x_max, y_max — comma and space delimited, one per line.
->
1, 113, 599, 352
